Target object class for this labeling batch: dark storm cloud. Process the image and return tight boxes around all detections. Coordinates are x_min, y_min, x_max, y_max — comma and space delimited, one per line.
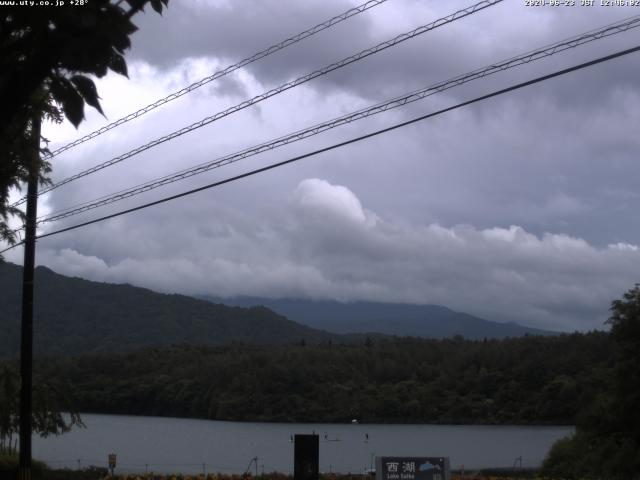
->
128, 0, 639, 102
128, 0, 377, 75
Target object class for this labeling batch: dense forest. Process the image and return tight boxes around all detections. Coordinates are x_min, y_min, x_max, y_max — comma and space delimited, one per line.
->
5, 332, 612, 426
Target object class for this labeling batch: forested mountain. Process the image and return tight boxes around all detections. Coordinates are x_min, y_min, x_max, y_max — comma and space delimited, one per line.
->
205, 297, 557, 339
0, 262, 339, 358
1, 261, 557, 361
19, 333, 612, 425
0, 259, 617, 427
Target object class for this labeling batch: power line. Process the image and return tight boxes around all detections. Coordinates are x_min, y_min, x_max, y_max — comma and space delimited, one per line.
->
34, 15, 640, 226
2, 43, 637, 255
46, 0, 390, 160
11, 0, 503, 207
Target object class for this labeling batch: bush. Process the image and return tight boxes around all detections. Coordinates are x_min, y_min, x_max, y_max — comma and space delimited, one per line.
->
0, 453, 46, 479
540, 433, 591, 479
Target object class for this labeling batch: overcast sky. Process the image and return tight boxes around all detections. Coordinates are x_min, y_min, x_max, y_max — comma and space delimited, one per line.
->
6, 0, 640, 331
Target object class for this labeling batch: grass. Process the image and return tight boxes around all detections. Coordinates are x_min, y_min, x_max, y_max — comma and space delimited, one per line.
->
0, 460, 545, 480
0, 453, 108, 480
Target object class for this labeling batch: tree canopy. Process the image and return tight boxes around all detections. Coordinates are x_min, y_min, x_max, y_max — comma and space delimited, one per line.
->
0, 0, 169, 254
542, 284, 640, 479
16, 332, 612, 426
0, 364, 83, 454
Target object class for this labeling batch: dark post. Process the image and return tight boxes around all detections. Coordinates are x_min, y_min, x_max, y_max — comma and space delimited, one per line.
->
294, 434, 319, 480
19, 115, 40, 480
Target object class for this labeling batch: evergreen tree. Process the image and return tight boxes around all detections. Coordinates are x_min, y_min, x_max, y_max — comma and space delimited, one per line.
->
543, 285, 640, 479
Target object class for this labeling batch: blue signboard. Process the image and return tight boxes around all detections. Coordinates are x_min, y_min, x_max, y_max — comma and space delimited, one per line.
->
375, 457, 450, 480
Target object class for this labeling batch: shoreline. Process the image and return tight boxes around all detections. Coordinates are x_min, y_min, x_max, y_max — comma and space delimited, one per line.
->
71, 411, 576, 429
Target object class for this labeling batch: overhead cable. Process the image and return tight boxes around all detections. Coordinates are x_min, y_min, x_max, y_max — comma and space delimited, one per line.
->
36, 15, 640, 226
2, 43, 637, 255
46, 0, 390, 159
12, 0, 503, 207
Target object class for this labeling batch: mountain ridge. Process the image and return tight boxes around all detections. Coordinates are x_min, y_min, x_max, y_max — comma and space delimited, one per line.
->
0, 261, 556, 360
203, 296, 557, 339
0, 262, 339, 358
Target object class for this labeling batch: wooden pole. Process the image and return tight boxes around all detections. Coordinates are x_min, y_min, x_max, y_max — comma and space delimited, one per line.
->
18, 115, 40, 480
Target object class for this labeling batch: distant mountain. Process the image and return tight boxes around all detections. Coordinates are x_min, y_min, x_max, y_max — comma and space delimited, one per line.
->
204, 297, 557, 340
0, 262, 339, 358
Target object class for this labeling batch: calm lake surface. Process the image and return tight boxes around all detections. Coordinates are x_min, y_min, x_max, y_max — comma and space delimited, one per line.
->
33, 414, 573, 475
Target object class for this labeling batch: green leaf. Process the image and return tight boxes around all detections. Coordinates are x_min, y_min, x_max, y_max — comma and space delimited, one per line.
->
49, 77, 84, 128
126, 0, 147, 13
71, 75, 104, 116
107, 25, 132, 54
150, 0, 163, 14
108, 53, 128, 78
120, 17, 138, 36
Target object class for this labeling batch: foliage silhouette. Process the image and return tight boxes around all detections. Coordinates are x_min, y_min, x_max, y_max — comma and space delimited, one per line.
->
542, 285, 640, 479
20, 332, 613, 425
0, 364, 83, 455
0, 0, 169, 254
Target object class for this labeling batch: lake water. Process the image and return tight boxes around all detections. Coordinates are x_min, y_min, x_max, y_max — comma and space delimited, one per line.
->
33, 414, 573, 475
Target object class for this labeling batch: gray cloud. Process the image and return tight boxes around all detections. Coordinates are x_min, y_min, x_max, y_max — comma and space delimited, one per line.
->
5, 0, 639, 333
27, 178, 640, 332
128, 0, 640, 102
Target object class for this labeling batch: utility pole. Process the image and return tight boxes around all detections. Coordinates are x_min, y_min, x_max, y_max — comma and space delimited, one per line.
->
19, 115, 40, 480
